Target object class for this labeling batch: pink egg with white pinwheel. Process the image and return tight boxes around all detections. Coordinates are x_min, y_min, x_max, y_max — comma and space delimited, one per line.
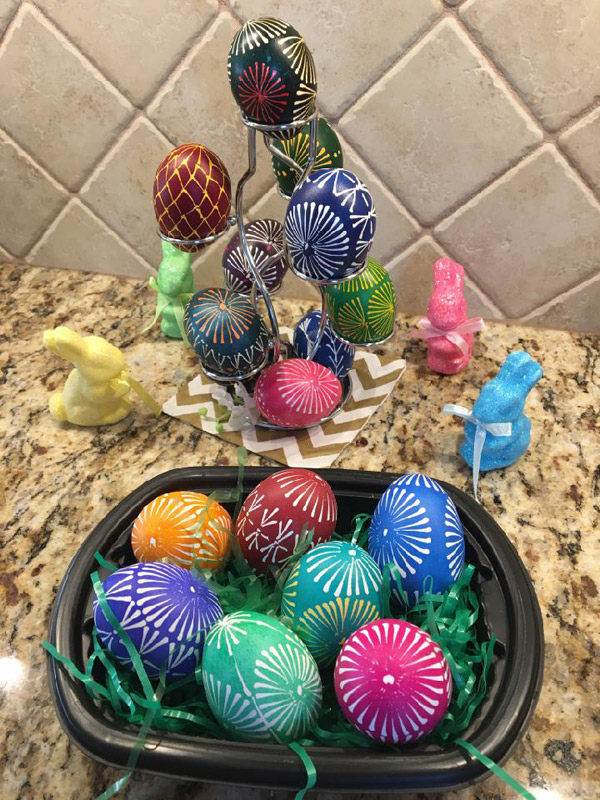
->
254, 358, 342, 428
334, 619, 452, 744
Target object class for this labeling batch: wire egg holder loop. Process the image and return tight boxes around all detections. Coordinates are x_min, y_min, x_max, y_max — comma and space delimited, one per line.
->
157, 108, 394, 430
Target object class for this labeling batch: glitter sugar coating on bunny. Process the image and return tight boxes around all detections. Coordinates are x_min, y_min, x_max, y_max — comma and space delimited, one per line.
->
43, 326, 133, 426
426, 259, 476, 374
461, 351, 543, 471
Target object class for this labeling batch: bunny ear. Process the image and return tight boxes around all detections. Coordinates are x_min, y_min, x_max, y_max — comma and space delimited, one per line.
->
433, 258, 465, 289
500, 351, 543, 389
521, 358, 543, 390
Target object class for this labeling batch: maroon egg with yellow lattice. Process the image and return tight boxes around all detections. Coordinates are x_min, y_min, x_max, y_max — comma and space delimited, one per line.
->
153, 144, 232, 253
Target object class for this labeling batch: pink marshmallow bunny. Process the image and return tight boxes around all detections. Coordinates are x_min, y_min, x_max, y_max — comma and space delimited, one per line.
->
412, 259, 483, 374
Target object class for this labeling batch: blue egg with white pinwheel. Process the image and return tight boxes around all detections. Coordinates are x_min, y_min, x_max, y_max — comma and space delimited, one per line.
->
93, 562, 223, 681
293, 310, 355, 379
368, 473, 465, 606
284, 167, 376, 282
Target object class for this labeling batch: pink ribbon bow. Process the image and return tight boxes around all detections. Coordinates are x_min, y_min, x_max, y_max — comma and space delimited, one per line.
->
411, 317, 485, 357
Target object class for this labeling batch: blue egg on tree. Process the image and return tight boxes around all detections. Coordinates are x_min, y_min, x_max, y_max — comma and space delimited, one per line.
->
368, 473, 465, 606
93, 562, 223, 681
281, 540, 383, 666
284, 168, 376, 282
293, 310, 355, 379
184, 287, 270, 378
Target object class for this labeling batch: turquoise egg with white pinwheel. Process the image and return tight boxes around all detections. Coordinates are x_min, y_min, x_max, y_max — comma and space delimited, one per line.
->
202, 611, 322, 743
368, 473, 466, 606
281, 540, 383, 666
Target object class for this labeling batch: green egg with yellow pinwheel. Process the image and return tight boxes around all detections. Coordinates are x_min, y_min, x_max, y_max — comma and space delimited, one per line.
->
271, 118, 343, 197
324, 258, 396, 345
281, 540, 383, 666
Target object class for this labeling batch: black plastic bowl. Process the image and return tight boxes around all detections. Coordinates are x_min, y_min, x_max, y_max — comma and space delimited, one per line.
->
46, 468, 544, 794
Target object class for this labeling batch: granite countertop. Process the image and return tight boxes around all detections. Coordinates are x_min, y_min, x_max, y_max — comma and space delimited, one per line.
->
1, 263, 598, 800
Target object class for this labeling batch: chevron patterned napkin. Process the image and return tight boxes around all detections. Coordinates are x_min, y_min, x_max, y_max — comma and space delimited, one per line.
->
163, 331, 405, 468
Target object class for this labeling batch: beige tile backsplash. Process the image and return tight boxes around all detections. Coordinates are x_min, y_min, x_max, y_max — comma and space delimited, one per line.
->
1, 0, 599, 331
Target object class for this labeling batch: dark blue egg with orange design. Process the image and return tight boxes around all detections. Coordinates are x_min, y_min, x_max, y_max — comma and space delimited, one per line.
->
228, 17, 317, 139
184, 288, 270, 378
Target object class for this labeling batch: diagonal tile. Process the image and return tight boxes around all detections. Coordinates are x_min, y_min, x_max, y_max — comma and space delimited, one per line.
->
230, 0, 443, 118
559, 107, 600, 196
340, 20, 542, 225
148, 12, 274, 209
35, 0, 219, 106
524, 272, 600, 332
337, 133, 420, 263
436, 146, 600, 317
82, 118, 175, 268
28, 200, 151, 279
0, 131, 68, 257
461, 0, 600, 131
0, 6, 132, 190
0, 0, 17, 35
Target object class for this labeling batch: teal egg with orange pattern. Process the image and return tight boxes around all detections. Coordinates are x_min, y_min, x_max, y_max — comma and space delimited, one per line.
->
184, 288, 270, 378
271, 118, 343, 197
281, 540, 383, 666
323, 258, 396, 345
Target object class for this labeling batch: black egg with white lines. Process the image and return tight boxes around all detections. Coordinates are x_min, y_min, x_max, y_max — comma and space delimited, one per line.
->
368, 473, 465, 605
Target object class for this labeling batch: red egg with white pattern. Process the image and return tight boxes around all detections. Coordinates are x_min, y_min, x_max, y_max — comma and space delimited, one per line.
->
235, 468, 337, 573
254, 358, 342, 428
334, 619, 452, 744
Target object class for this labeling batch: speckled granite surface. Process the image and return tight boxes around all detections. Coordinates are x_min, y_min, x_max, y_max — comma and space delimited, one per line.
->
0, 264, 598, 800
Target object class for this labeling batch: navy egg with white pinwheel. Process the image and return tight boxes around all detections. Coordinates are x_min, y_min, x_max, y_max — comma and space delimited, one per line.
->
293, 310, 355, 379
284, 168, 376, 282
368, 473, 466, 606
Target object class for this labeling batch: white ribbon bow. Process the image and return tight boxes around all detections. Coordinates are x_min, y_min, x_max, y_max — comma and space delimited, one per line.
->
443, 403, 512, 501
411, 317, 485, 357
211, 383, 260, 431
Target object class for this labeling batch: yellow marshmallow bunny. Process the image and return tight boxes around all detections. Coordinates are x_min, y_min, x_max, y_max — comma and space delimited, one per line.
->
43, 326, 159, 426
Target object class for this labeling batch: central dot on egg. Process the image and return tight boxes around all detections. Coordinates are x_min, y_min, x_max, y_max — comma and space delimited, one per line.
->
190, 586, 196, 593
349, 549, 357, 556
219, 302, 227, 310
150, 537, 157, 547
297, 685, 303, 696
382, 674, 395, 685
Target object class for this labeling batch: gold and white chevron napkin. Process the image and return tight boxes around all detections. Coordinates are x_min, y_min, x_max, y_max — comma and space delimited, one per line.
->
163, 330, 405, 468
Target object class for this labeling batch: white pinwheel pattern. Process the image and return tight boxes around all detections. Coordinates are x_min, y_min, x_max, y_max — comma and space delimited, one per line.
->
285, 201, 349, 280
301, 541, 382, 598
230, 17, 289, 55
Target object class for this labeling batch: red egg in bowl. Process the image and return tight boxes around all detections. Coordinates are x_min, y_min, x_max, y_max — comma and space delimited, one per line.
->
254, 358, 342, 428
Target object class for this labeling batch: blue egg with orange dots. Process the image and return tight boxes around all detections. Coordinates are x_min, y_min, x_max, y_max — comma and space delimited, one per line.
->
184, 287, 270, 377
284, 167, 376, 282
93, 562, 223, 681
368, 473, 465, 605
293, 310, 355, 379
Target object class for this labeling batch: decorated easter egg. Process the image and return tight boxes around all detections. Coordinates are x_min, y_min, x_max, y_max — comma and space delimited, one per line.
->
153, 144, 231, 252
235, 468, 337, 573
293, 310, 355, 379
94, 562, 222, 681
202, 611, 322, 742
335, 619, 452, 743
281, 540, 383, 665
223, 219, 288, 294
324, 257, 396, 345
271, 117, 343, 197
368, 473, 466, 605
284, 168, 376, 282
184, 288, 270, 378
131, 491, 231, 571
254, 358, 342, 428
228, 18, 317, 138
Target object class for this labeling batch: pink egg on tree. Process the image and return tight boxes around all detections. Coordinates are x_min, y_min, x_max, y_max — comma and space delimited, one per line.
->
254, 358, 342, 428
235, 468, 337, 573
334, 619, 452, 744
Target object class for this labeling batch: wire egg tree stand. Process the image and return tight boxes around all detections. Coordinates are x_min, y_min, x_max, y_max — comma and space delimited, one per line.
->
157, 75, 393, 432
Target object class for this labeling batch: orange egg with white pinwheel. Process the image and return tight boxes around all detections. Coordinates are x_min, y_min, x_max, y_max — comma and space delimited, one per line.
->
131, 491, 231, 571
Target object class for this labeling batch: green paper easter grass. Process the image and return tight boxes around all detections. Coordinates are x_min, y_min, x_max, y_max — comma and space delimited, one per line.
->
43, 482, 533, 799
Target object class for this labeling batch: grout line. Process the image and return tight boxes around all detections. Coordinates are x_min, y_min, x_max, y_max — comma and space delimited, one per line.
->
554, 97, 600, 138
143, 9, 226, 118
520, 268, 600, 322
0, 123, 69, 196
555, 139, 600, 205
330, 8, 450, 124
0, 1, 22, 48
